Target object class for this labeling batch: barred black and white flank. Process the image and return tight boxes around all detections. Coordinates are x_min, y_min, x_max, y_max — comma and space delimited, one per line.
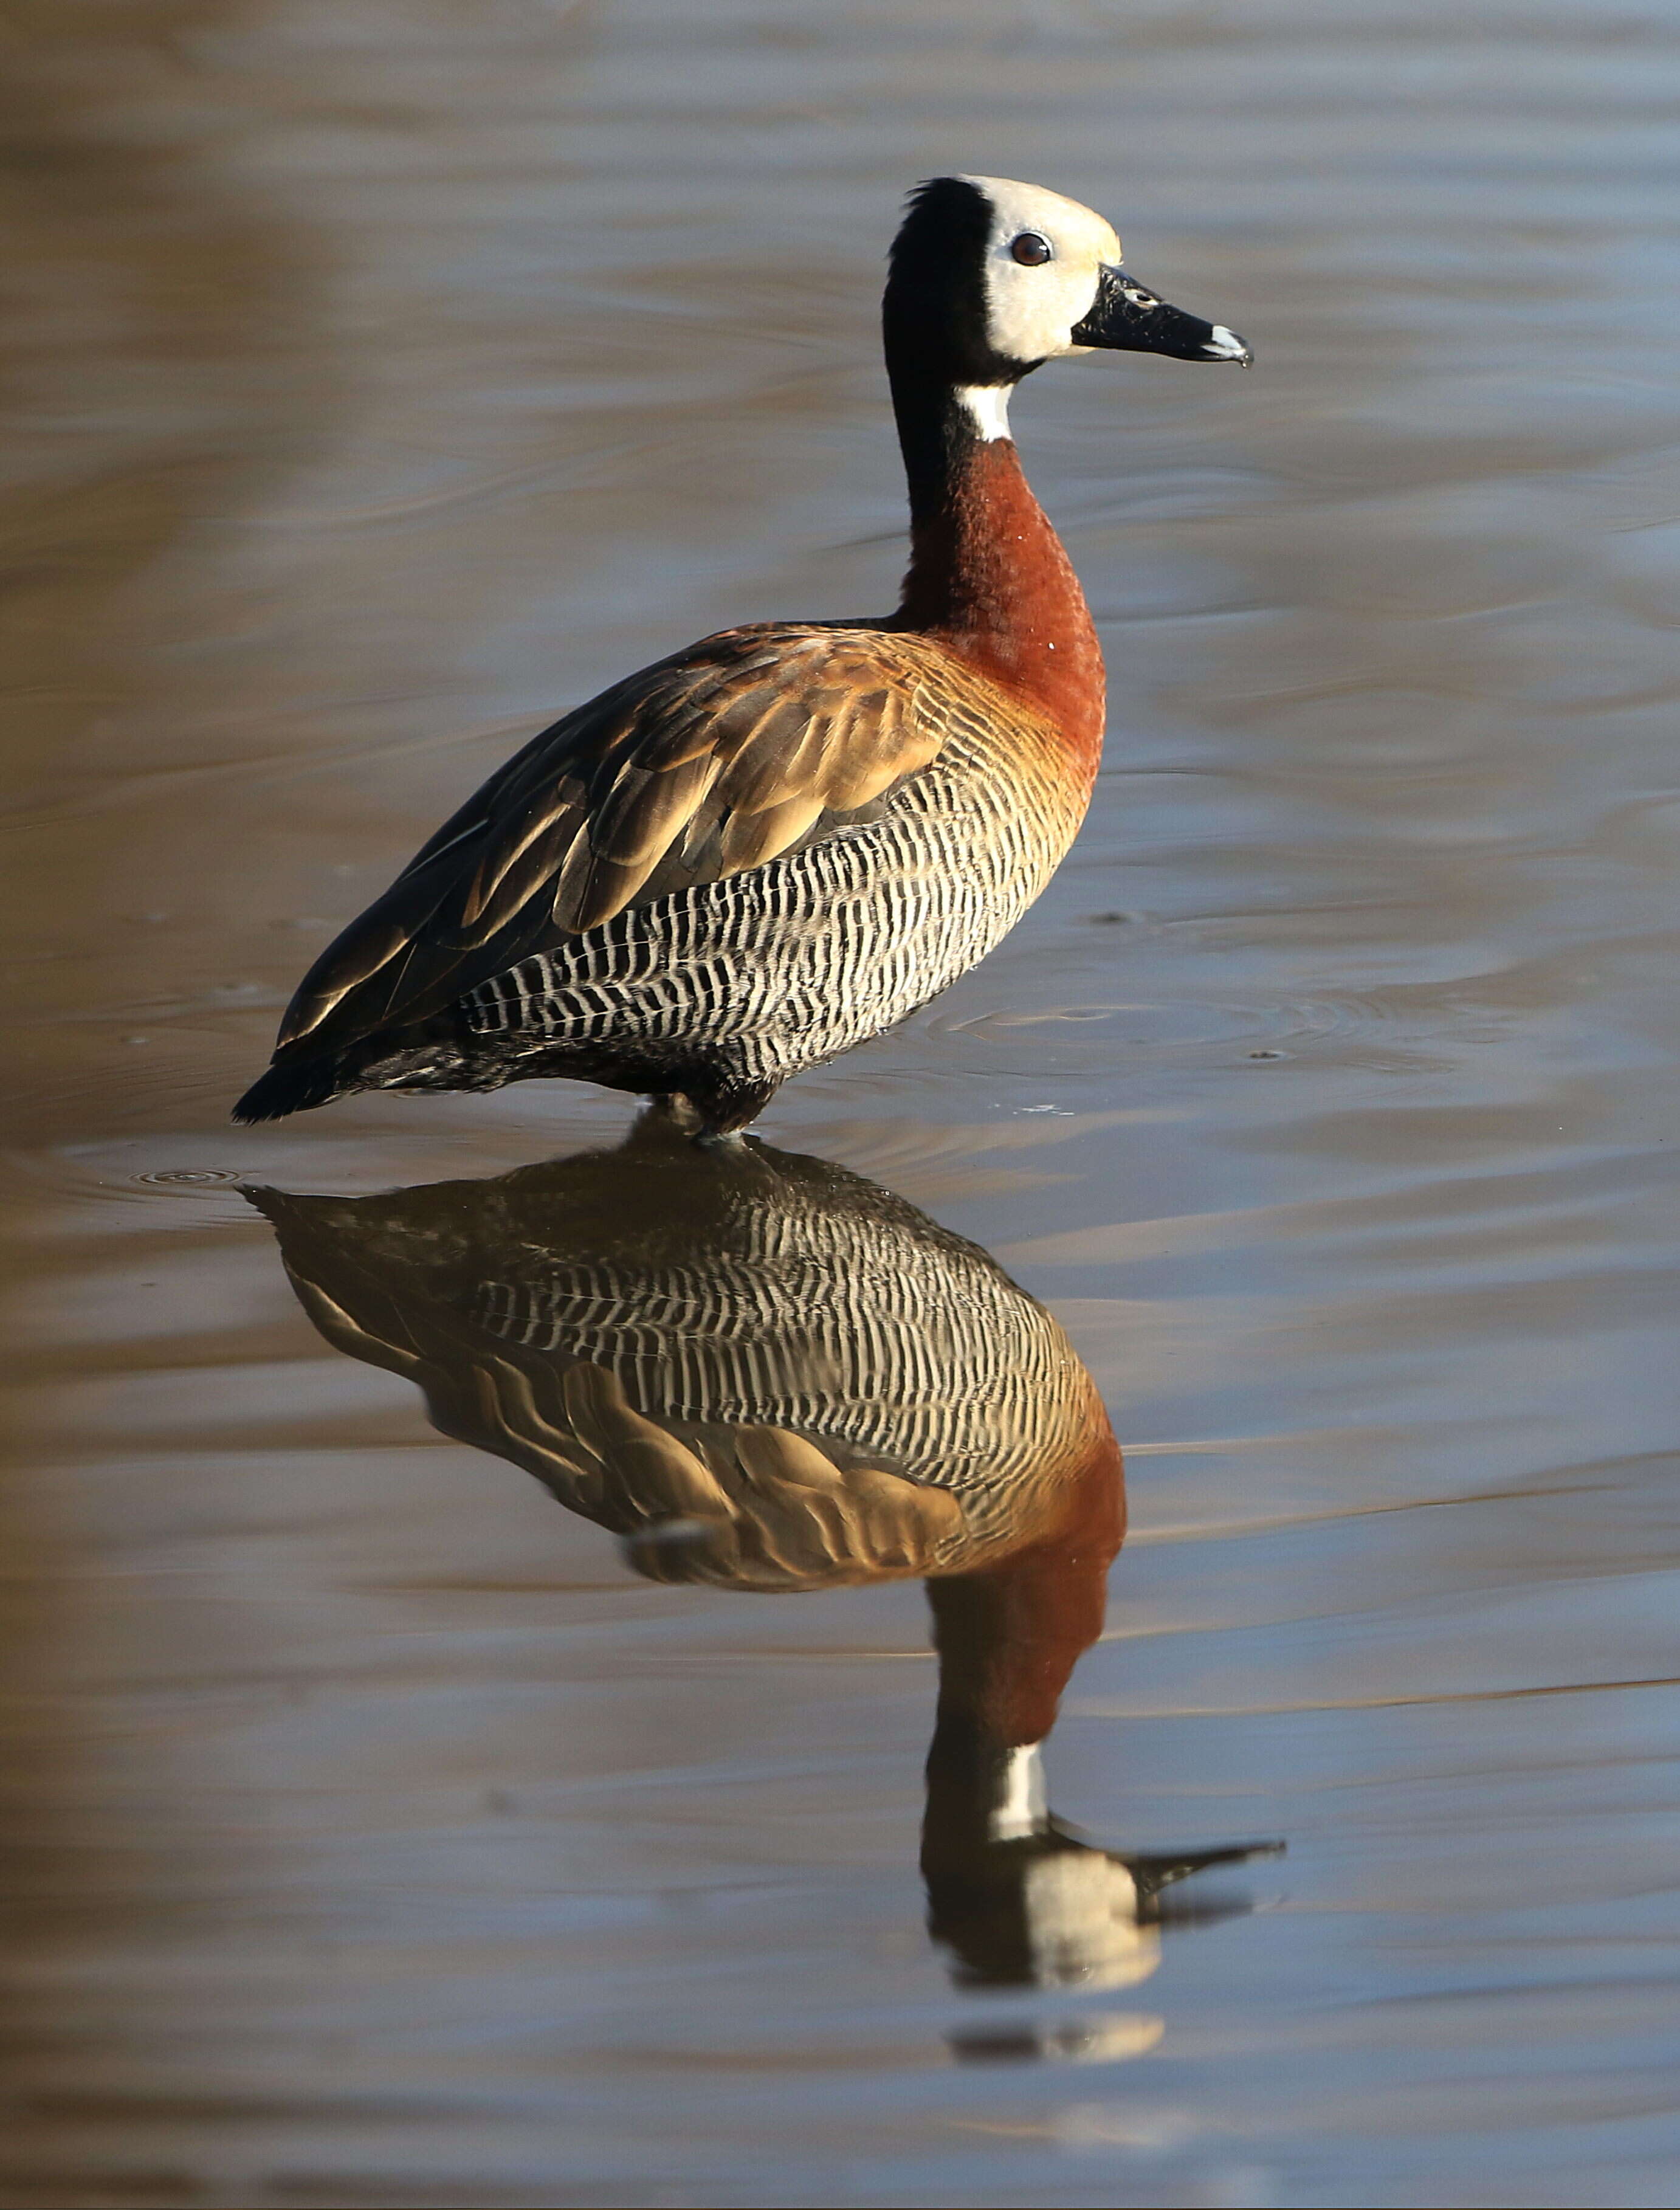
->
250, 1123, 1123, 1592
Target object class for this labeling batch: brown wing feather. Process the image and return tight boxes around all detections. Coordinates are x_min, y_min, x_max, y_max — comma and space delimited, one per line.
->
271, 625, 950, 1059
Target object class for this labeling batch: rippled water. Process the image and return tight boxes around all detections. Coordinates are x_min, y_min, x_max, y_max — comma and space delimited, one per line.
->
4, 4, 1680, 2205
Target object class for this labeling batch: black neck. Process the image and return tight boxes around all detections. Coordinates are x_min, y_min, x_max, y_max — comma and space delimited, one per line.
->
880, 176, 1024, 532
887, 358, 1001, 529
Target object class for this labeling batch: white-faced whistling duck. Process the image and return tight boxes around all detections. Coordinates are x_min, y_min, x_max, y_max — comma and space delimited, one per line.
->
234, 176, 1251, 1140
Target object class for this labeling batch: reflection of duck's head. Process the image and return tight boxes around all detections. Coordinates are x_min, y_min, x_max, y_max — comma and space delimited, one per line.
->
250, 1110, 1122, 1594
920, 1557, 1282, 1994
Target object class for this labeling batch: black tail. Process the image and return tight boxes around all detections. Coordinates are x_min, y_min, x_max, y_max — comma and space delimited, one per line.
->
233, 1053, 348, 1124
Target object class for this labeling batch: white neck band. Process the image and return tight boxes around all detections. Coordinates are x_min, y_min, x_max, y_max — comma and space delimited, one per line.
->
955, 384, 1013, 442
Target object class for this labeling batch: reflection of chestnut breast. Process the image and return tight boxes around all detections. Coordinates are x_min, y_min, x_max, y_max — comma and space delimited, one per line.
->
252, 1115, 1123, 1595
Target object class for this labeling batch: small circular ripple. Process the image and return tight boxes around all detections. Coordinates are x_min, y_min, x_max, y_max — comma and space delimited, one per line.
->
136, 1168, 243, 1188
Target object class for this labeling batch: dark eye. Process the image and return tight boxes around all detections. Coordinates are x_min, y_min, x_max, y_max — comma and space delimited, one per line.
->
1010, 232, 1053, 267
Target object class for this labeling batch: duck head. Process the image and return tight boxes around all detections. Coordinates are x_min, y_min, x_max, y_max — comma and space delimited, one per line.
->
884, 173, 1251, 436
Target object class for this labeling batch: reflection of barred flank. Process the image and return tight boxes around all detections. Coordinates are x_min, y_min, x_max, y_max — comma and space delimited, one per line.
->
461, 706, 1074, 1086
468, 1221, 1087, 1547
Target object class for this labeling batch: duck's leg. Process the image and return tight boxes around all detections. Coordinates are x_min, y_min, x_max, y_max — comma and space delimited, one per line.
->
646, 1090, 700, 1133
681, 1072, 782, 1146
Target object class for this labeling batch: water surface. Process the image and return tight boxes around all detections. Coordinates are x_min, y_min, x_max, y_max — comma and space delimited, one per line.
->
4, 4, 1680, 2205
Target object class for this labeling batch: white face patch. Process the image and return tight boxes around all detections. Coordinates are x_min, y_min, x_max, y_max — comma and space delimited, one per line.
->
960, 173, 1122, 368
1022, 1853, 1160, 1991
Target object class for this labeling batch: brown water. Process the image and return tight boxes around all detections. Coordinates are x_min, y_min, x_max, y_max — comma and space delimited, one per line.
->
5, 4, 1680, 2205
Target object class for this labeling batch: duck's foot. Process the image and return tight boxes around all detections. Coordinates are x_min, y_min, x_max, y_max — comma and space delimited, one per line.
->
679, 1073, 782, 1145
695, 1126, 751, 1151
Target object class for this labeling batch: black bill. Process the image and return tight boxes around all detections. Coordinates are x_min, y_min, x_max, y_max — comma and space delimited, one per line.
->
1071, 264, 1252, 365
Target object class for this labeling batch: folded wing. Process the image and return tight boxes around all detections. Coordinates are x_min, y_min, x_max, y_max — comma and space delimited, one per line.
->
271, 625, 943, 1060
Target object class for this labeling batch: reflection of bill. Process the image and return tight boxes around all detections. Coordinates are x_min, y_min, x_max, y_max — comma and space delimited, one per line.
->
252, 1112, 1279, 2008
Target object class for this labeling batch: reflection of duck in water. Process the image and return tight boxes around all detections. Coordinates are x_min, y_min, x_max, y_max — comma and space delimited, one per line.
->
252, 1116, 1278, 1993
